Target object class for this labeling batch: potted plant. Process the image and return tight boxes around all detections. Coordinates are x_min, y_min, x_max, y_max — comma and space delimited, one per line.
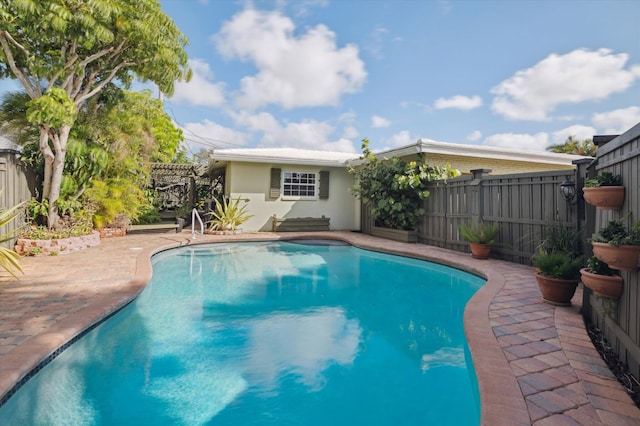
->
583, 171, 624, 210
580, 256, 623, 299
206, 196, 253, 234
591, 219, 640, 271
532, 226, 583, 305
532, 250, 584, 305
459, 221, 499, 259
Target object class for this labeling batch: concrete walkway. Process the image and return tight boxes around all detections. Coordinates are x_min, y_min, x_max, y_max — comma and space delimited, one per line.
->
0, 231, 638, 425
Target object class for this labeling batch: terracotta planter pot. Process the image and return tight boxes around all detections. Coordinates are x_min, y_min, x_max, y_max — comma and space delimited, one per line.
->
591, 242, 640, 271
582, 186, 625, 210
534, 272, 578, 306
468, 242, 491, 259
580, 268, 623, 299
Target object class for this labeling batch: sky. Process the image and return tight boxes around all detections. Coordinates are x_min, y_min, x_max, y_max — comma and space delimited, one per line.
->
2, 0, 640, 156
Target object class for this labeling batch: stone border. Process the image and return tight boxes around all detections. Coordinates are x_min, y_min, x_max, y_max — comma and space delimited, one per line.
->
14, 231, 101, 256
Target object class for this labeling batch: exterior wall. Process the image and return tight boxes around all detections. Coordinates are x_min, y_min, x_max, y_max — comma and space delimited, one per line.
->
227, 161, 360, 231
395, 153, 576, 175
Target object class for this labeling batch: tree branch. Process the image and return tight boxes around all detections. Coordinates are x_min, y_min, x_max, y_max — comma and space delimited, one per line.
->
74, 61, 135, 105
49, 41, 79, 92
0, 32, 40, 99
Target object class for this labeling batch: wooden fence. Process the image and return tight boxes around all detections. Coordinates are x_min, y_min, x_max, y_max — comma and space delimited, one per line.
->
582, 123, 640, 378
420, 167, 583, 264
0, 147, 32, 249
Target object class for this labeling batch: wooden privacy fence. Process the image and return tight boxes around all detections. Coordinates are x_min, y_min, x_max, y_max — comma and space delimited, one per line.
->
420, 167, 583, 265
582, 123, 640, 378
0, 147, 32, 249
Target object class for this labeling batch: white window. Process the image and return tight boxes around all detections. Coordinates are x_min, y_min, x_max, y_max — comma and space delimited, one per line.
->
283, 171, 317, 199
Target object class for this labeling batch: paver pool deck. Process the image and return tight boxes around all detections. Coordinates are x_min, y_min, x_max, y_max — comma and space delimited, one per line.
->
0, 231, 638, 425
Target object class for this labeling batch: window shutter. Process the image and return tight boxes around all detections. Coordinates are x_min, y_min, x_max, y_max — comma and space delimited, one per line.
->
270, 168, 281, 198
319, 170, 329, 199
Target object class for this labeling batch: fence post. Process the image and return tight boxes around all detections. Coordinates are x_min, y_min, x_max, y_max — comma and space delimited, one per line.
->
469, 169, 491, 222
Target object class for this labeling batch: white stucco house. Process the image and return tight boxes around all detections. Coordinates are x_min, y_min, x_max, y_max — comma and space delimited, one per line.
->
209, 148, 361, 232
209, 140, 590, 232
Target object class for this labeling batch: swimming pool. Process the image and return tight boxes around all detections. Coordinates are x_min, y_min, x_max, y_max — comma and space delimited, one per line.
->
0, 241, 485, 425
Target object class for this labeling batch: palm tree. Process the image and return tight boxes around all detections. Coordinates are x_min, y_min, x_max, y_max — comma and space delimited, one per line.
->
546, 136, 596, 157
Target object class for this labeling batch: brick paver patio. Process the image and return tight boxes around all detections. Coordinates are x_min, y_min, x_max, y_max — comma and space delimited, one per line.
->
1, 231, 638, 425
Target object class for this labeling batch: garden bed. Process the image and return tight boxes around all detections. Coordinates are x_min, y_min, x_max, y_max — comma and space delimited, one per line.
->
14, 231, 101, 256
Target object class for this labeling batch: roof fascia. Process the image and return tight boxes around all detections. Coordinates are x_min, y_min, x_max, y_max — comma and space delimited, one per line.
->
210, 152, 351, 167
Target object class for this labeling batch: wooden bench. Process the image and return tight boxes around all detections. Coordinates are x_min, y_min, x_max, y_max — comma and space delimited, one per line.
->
272, 216, 330, 232
127, 223, 181, 233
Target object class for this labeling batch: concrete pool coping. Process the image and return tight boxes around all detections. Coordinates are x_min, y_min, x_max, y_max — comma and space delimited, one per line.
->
0, 231, 638, 424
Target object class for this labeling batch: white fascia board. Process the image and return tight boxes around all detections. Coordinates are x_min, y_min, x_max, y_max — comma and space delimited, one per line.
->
210, 149, 358, 167
353, 139, 590, 166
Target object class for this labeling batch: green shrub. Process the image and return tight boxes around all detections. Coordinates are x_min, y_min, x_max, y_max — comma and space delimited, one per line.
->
459, 221, 499, 244
584, 171, 622, 187
348, 138, 459, 231
591, 219, 640, 246
533, 251, 583, 280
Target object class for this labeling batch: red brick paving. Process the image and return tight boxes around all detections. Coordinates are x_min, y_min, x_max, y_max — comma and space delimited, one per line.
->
0, 231, 638, 425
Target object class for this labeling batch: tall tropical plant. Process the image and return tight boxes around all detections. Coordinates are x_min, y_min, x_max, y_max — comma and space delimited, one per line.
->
208, 197, 253, 231
0, 0, 190, 227
348, 138, 459, 231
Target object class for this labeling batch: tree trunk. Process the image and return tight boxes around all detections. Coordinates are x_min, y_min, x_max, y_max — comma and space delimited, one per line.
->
39, 127, 54, 201
44, 125, 71, 228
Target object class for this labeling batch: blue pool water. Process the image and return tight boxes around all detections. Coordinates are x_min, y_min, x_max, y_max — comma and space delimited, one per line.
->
0, 241, 485, 425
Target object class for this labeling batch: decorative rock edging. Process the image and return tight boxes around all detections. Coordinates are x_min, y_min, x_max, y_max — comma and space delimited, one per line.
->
98, 227, 127, 238
14, 231, 101, 256
204, 229, 244, 235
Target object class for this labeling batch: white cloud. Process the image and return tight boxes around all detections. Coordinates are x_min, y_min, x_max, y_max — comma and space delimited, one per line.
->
491, 48, 640, 121
592, 106, 640, 134
212, 8, 367, 109
170, 59, 226, 107
551, 125, 597, 145
483, 132, 549, 152
181, 119, 249, 151
229, 110, 357, 152
434, 95, 482, 111
387, 130, 414, 148
366, 26, 390, 59
371, 115, 391, 128
342, 126, 359, 139
466, 130, 482, 142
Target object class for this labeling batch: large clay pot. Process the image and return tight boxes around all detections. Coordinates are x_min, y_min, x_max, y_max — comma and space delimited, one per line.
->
582, 186, 625, 210
534, 272, 578, 306
468, 242, 491, 259
580, 268, 623, 299
591, 242, 640, 271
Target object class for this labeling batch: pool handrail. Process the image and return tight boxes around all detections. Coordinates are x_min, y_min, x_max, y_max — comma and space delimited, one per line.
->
191, 208, 204, 239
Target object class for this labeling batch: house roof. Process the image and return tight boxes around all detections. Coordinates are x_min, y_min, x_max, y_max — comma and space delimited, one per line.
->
210, 139, 592, 168
356, 139, 592, 166
210, 147, 358, 167
0, 135, 21, 153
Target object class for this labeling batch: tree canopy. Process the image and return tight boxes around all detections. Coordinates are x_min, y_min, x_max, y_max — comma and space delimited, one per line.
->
1, 88, 185, 228
546, 136, 596, 157
0, 0, 190, 227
